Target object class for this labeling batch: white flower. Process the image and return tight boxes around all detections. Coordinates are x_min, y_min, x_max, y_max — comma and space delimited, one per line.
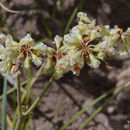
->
77, 21, 87, 34
88, 54, 100, 68
31, 53, 42, 66
88, 29, 101, 41
97, 51, 105, 59
54, 35, 63, 49
105, 25, 110, 30
77, 12, 91, 23
0, 33, 54, 75
0, 44, 6, 59
20, 33, 33, 44
120, 51, 128, 58
105, 47, 115, 56
126, 27, 130, 35
98, 41, 108, 48
54, 49, 84, 79
24, 56, 30, 69
64, 27, 82, 48
0, 33, 6, 41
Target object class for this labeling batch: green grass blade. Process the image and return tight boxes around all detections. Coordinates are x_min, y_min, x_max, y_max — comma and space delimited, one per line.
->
40, 11, 52, 38
34, 0, 52, 38
64, 0, 84, 34
21, 115, 32, 130
60, 0, 65, 34
78, 0, 84, 11
59, 87, 115, 130
52, 0, 58, 18
46, 104, 67, 130
0, 87, 16, 100
78, 82, 130, 130
0, 80, 27, 100
35, 37, 50, 44
64, 7, 79, 34
2, 77, 8, 130
22, 65, 33, 130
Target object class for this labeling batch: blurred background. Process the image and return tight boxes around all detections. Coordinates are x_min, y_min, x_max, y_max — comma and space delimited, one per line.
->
0, 0, 130, 130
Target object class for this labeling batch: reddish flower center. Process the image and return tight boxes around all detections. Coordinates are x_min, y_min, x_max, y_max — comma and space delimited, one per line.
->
78, 43, 90, 57
52, 51, 65, 62
20, 44, 33, 56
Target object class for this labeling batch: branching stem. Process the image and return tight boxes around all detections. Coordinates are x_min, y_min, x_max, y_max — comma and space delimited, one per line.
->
22, 74, 55, 116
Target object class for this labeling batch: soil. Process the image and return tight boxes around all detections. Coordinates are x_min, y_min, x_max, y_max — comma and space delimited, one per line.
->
0, 0, 130, 130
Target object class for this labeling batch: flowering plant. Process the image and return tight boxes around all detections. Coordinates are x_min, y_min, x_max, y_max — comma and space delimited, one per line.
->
0, 12, 130, 130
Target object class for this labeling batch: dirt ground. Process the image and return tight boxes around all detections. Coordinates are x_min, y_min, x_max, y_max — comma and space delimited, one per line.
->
0, 0, 130, 130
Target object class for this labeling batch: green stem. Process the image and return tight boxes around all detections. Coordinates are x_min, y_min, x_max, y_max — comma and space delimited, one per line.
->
22, 64, 32, 130
22, 74, 55, 116
78, 82, 130, 130
17, 74, 22, 116
64, 0, 84, 34
30, 66, 43, 86
60, 0, 65, 34
14, 118, 23, 130
12, 67, 43, 129
15, 74, 22, 130
0, 80, 27, 100
59, 87, 115, 130
25, 64, 32, 104
2, 77, 7, 130
52, 0, 58, 18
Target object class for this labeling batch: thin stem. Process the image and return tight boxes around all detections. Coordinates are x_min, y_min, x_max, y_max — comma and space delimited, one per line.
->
25, 63, 32, 104
12, 67, 43, 129
78, 82, 130, 130
0, 2, 20, 13
23, 74, 55, 116
6, 114, 12, 129
0, 80, 27, 100
17, 74, 22, 116
30, 66, 43, 86
22, 63, 32, 129
52, 0, 58, 18
2, 77, 7, 130
15, 74, 22, 130
64, 0, 84, 34
59, 87, 115, 130
60, 0, 65, 34
14, 118, 22, 130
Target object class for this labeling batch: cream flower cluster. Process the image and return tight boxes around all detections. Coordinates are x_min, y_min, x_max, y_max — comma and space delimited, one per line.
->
53, 12, 130, 79
0, 33, 53, 76
0, 12, 129, 79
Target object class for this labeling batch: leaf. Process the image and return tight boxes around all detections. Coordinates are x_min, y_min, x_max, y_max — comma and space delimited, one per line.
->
64, 0, 84, 34
59, 87, 114, 130
64, 7, 79, 34
78, 82, 130, 130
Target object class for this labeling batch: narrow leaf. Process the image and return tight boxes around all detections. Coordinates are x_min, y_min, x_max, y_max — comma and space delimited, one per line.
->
59, 87, 114, 130
78, 82, 130, 130
64, 7, 79, 34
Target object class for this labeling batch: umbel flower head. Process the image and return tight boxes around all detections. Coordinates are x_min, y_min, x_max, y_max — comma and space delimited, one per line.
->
52, 12, 130, 79
0, 12, 129, 79
0, 33, 53, 75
